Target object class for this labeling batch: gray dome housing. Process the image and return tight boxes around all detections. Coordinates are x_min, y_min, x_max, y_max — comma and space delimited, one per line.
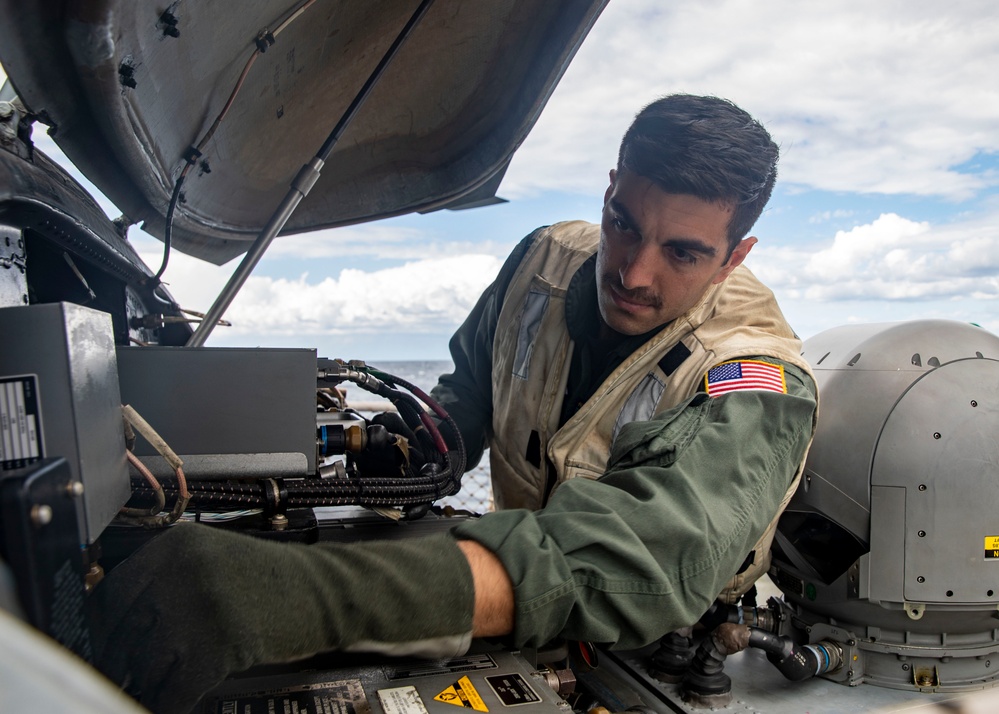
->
771, 320, 999, 691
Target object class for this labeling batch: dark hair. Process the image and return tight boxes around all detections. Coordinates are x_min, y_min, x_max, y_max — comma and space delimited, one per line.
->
617, 94, 779, 252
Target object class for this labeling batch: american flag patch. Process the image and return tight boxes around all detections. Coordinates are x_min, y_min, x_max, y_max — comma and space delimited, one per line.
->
704, 360, 786, 397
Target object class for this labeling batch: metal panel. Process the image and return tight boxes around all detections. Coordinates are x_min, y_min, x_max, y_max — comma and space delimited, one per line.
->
871, 358, 999, 606
0, 302, 129, 544
0, 0, 608, 264
201, 648, 569, 714
867, 485, 907, 606
115, 346, 318, 475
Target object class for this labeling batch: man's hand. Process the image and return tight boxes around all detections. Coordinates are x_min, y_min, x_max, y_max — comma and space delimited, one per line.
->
90, 524, 475, 714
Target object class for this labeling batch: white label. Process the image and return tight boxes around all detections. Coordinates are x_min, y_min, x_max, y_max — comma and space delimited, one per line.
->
378, 686, 430, 714
1, 375, 43, 469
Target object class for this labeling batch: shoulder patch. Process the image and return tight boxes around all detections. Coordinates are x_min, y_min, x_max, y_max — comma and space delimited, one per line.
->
704, 360, 787, 397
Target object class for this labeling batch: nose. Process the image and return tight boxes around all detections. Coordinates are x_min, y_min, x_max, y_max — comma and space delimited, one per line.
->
619, 240, 658, 290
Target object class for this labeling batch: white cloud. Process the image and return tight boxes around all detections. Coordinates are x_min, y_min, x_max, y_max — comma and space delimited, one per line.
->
263, 225, 514, 263
504, 0, 999, 201
809, 210, 855, 224
750, 208, 999, 303
136, 245, 502, 339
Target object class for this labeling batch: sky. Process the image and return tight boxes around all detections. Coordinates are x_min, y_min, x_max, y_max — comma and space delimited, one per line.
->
4, 0, 999, 360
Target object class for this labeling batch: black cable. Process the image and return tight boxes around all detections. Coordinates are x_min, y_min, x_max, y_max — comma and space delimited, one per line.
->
372, 369, 467, 487
151, 172, 188, 284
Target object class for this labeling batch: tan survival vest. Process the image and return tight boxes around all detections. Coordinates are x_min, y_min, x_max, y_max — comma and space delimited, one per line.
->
489, 221, 816, 600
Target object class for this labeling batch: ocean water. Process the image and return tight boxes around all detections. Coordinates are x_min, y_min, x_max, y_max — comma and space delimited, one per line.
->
350, 360, 495, 514
370, 360, 454, 393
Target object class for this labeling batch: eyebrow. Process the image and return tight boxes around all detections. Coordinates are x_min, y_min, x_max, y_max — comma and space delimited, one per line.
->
608, 199, 718, 258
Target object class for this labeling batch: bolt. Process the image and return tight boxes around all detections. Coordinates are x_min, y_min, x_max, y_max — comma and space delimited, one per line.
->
270, 513, 289, 531
31, 504, 53, 527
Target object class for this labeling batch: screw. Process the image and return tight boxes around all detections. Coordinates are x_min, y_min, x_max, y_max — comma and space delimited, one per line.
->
65, 481, 84, 497
918, 530, 926, 537
31, 504, 53, 527
902, 664, 910, 671
971, 400, 978, 407
918, 484, 927, 491
917, 576, 926, 583
933, 432, 941, 439
270, 513, 289, 531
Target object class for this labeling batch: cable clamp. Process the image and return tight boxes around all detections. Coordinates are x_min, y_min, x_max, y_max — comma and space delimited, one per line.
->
255, 31, 276, 52
182, 146, 202, 165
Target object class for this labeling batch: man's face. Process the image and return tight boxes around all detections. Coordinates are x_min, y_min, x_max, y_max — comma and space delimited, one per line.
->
596, 169, 756, 337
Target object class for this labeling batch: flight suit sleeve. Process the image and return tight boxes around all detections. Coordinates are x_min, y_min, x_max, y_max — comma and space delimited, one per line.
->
430, 230, 540, 468
451, 360, 816, 649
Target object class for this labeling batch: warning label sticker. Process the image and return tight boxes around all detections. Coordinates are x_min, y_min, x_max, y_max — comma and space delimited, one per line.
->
986, 536, 999, 559
485, 674, 540, 708
378, 686, 429, 714
1, 375, 43, 470
434, 676, 488, 712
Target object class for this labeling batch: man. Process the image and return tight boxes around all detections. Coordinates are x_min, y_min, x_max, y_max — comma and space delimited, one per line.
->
91, 94, 816, 713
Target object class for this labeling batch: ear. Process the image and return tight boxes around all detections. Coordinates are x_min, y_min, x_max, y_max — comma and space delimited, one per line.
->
711, 236, 757, 284
603, 169, 617, 204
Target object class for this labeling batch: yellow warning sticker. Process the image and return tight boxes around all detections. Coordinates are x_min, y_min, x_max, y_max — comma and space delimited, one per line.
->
986, 536, 999, 559
434, 676, 489, 712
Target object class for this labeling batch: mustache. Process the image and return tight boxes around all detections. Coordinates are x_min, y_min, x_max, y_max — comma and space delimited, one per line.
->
600, 272, 662, 309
